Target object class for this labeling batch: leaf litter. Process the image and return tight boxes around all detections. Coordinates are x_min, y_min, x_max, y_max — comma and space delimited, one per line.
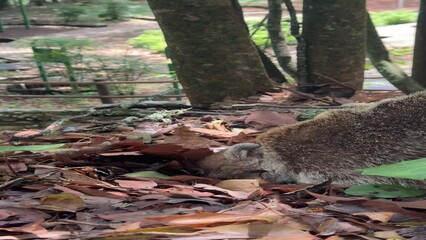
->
0, 99, 425, 239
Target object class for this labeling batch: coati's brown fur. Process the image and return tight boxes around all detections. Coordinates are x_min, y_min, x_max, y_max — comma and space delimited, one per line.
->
195, 92, 426, 186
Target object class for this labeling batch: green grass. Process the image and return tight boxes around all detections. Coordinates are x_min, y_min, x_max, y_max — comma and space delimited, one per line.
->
238, 0, 267, 6
370, 10, 418, 27
129, 19, 297, 53
389, 47, 413, 57
129, 29, 167, 53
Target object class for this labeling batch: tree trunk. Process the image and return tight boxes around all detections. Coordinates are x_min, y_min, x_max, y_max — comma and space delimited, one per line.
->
30, 0, 46, 6
0, 0, 9, 10
255, 45, 287, 83
412, 0, 426, 87
301, 0, 366, 97
367, 14, 424, 93
147, 0, 273, 105
267, 0, 298, 80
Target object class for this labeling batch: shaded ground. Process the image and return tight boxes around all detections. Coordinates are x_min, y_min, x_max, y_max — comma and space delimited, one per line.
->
0, 19, 174, 110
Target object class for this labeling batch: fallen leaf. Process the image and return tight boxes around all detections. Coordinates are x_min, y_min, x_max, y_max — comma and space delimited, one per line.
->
124, 171, 170, 179
354, 212, 395, 223
199, 222, 318, 240
204, 120, 230, 132
115, 180, 158, 190
245, 109, 297, 129
194, 183, 261, 200
39, 193, 85, 212
164, 127, 221, 148
146, 210, 279, 227
190, 127, 238, 138
215, 179, 262, 193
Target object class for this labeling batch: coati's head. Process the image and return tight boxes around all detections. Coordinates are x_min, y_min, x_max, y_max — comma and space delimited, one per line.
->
194, 143, 265, 179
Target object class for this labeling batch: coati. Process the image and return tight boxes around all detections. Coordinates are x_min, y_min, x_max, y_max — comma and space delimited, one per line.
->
195, 91, 426, 186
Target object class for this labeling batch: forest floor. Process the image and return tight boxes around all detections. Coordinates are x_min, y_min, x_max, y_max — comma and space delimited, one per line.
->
0, 4, 425, 240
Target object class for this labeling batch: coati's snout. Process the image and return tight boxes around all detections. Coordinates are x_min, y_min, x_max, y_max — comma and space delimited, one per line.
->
194, 143, 265, 179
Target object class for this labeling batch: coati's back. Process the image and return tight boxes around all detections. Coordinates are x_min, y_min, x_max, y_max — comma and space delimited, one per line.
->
195, 92, 426, 186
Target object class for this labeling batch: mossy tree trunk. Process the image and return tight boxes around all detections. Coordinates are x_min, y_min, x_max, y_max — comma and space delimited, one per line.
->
301, 0, 366, 97
147, 0, 274, 105
412, 0, 426, 88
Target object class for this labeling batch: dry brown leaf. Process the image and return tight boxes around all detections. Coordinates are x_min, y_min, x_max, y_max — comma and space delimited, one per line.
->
0, 161, 27, 174
245, 109, 297, 129
354, 212, 395, 223
308, 191, 426, 218
146, 210, 279, 227
190, 127, 239, 138
199, 222, 318, 240
66, 185, 129, 200
140, 143, 213, 161
39, 193, 84, 212
164, 127, 221, 148
374, 230, 404, 239
115, 180, 157, 190
194, 183, 262, 200
204, 120, 230, 132
215, 179, 262, 193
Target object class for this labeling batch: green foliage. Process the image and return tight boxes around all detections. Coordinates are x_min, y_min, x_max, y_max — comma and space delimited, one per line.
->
99, 0, 128, 20
83, 54, 150, 95
29, 37, 94, 49
0, 0, 9, 10
345, 184, 425, 198
296, 109, 325, 121
361, 158, 426, 180
370, 10, 418, 27
55, 5, 86, 22
0, 144, 65, 153
125, 171, 170, 179
390, 47, 413, 57
129, 30, 168, 53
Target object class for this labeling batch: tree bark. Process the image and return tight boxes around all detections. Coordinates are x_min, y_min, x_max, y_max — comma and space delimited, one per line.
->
302, 0, 366, 97
267, 0, 298, 80
255, 45, 287, 83
147, 0, 274, 105
367, 14, 424, 93
0, 0, 9, 10
412, 0, 426, 87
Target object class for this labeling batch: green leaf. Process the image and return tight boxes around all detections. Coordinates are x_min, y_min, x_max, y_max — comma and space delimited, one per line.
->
0, 144, 65, 153
345, 184, 425, 198
125, 171, 170, 179
361, 158, 426, 180
126, 134, 152, 143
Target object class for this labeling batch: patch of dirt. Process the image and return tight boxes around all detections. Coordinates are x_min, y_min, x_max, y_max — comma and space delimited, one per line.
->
0, 18, 177, 110
0, 26, 80, 39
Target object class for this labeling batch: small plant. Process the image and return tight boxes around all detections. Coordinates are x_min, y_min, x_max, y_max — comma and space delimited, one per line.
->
371, 10, 418, 27
99, 0, 128, 20
55, 5, 86, 23
129, 30, 168, 53
83, 54, 150, 95
247, 19, 298, 49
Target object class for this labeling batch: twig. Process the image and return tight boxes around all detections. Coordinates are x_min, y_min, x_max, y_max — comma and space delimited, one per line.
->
313, 72, 357, 91
3, 154, 17, 176
279, 86, 341, 106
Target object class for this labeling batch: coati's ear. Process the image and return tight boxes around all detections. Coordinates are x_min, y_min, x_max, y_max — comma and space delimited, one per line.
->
226, 143, 263, 161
